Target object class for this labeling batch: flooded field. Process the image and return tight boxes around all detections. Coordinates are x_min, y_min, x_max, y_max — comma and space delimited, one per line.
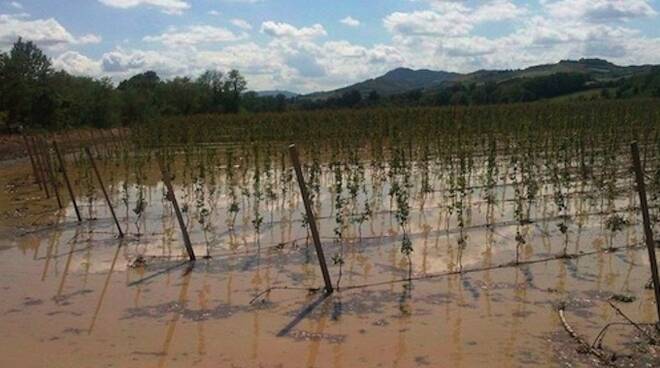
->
1, 125, 659, 367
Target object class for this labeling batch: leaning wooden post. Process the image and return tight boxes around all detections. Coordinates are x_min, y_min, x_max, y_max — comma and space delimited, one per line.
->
41, 139, 63, 209
631, 141, 660, 326
158, 158, 196, 261
53, 141, 82, 222
85, 147, 124, 238
31, 136, 50, 198
289, 144, 333, 293
22, 133, 42, 187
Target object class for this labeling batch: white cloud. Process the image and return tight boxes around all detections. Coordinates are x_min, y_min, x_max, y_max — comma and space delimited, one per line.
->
384, 1, 526, 37
0, 14, 100, 50
340, 16, 360, 27
208, 10, 221, 16
143, 25, 246, 47
260, 21, 327, 40
9, 1, 22, 9
230, 18, 252, 30
98, 0, 190, 15
78, 33, 103, 44
543, 0, 657, 22
53, 51, 101, 76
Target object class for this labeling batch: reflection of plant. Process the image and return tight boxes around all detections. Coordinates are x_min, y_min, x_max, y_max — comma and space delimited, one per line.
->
551, 146, 570, 257
133, 184, 147, 236
605, 214, 628, 250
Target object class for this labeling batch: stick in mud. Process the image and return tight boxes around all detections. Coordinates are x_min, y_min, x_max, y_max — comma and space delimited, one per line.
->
158, 158, 196, 261
21, 132, 42, 188
631, 141, 660, 326
41, 139, 63, 209
84, 147, 124, 238
53, 141, 82, 222
289, 144, 334, 293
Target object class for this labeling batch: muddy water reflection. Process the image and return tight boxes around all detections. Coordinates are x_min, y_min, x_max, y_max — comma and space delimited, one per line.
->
0, 159, 658, 367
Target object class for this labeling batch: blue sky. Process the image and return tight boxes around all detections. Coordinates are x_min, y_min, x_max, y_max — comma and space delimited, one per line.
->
2, 0, 660, 93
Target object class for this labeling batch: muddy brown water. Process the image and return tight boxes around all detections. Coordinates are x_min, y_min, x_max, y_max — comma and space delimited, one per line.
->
0, 156, 659, 368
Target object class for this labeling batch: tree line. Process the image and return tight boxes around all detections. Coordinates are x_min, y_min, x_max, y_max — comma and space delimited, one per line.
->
0, 39, 268, 131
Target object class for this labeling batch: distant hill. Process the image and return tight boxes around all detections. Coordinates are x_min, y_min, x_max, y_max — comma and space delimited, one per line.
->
302, 59, 656, 101
255, 90, 299, 98
306, 68, 458, 100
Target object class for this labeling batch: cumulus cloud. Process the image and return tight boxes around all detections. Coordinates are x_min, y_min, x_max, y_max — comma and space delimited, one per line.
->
230, 19, 252, 30
340, 16, 360, 27
260, 21, 327, 40
98, 0, 190, 15
384, 0, 526, 37
143, 25, 246, 47
543, 0, 657, 22
0, 14, 101, 50
53, 51, 101, 76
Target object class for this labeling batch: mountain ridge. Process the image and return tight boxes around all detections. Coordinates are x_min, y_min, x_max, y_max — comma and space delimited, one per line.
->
303, 58, 657, 100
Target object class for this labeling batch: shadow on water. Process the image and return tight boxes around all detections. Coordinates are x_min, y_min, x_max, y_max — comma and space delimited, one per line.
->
276, 292, 333, 337
127, 260, 194, 287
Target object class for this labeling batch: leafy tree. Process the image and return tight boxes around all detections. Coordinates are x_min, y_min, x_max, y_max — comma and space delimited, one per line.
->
0, 38, 53, 127
118, 71, 161, 123
197, 70, 225, 112
223, 69, 247, 113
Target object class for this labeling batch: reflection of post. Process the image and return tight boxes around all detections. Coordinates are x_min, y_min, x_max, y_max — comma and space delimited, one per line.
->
159, 159, 196, 261
85, 147, 124, 237
289, 144, 333, 293
157, 266, 193, 368
53, 141, 82, 222
630, 142, 660, 324
88, 243, 122, 334
56, 240, 77, 298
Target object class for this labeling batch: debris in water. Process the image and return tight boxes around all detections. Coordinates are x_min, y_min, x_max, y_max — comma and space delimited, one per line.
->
129, 255, 147, 268
610, 294, 636, 303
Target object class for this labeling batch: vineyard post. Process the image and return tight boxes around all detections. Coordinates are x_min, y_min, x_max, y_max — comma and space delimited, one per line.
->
158, 158, 196, 261
22, 132, 41, 187
31, 136, 50, 198
53, 141, 82, 222
631, 142, 660, 326
85, 147, 124, 238
289, 144, 334, 293
41, 138, 62, 209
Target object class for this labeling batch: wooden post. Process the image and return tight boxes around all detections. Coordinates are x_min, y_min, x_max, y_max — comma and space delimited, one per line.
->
289, 144, 333, 293
41, 139, 63, 209
85, 147, 123, 238
158, 159, 196, 261
22, 133, 41, 187
31, 136, 50, 198
631, 142, 660, 326
53, 141, 82, 222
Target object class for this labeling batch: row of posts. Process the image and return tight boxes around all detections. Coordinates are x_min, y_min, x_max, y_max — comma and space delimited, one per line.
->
22, 135, 332, 291
20, 134, 659, 312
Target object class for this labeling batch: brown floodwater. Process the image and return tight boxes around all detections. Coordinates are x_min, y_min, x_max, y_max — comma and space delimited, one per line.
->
0, 154, 659, 368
